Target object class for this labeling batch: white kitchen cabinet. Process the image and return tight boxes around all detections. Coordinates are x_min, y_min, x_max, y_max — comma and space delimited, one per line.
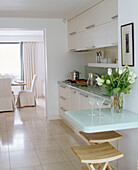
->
76, 29, 96, 50
94, 24, 106, 48
76, 24, 106, 50
105, 0, 118, 23
79, 93, 97, 110
69, 88, 79, 111
68, 0, 105, 35
84, 0, 105, 30
58, 84, 111, 119
68, 35, 76, 51
105, 19, 118, 47
67, 0, 118, 51
58, 85, 69, 118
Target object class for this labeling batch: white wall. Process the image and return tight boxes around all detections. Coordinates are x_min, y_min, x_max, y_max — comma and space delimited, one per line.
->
0, 18, 85, 117
36, 42, 45, 97
118, 0, 138, 169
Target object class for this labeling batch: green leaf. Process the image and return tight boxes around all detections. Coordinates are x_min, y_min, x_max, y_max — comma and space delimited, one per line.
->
113, 87, 121, 95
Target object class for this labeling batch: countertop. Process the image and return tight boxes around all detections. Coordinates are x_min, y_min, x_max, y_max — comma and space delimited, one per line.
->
65, 108, 138, 133
58, 81, 110, 102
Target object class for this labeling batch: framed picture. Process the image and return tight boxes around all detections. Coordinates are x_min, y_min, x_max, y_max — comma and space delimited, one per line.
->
121, 23, 134, 66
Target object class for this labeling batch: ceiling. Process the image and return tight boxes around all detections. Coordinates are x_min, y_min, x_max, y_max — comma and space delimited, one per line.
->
0, 0, 98, 19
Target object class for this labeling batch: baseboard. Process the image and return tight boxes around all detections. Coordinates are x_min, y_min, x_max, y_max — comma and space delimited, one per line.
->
48, 114, 61, 120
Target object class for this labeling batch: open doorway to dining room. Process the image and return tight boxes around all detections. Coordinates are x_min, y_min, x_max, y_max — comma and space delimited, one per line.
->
0, 29, 47, 117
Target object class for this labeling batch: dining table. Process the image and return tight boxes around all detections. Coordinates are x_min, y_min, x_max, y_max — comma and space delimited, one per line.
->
11, 82, 26, 86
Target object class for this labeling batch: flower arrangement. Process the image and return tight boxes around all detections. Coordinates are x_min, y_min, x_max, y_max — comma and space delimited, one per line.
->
96, 66, 137, 112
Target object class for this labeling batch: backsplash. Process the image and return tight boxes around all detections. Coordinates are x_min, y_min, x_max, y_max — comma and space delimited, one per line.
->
85, 66, 115, 79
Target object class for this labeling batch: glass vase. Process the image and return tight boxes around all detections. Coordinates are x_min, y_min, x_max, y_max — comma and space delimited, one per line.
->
111, 93, 123, 113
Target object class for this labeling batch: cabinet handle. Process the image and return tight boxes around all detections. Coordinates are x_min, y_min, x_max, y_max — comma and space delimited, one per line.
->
70, 49, 76, 51
60, 107, 67, 112
112, 42, 118, 46
111, 15, 118, 20
86, 24, 95, 30
60, 96, 66, 100
86, 45, 95, 49
60, 85, 66, 89
70, 90, 76, 93
69, 32, 76, 36
79, 93, 88, 98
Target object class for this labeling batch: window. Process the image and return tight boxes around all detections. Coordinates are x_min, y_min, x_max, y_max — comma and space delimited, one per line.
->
0, 43, 21, 80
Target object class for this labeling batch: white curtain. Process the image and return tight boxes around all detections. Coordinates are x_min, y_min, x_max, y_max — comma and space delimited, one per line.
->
23, 42, 38, 97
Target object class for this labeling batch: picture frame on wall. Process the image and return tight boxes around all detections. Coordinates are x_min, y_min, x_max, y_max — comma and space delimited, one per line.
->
121, 23, 134, 66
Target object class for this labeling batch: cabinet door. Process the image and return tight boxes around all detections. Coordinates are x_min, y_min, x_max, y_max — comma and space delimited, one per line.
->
76, 24, 106, 50
69, 89, 79, 111
79, 93, 99, 110
105, 20, 118, 47
94, 24, 106, 48
68, 35, 76, 51
58, 85, 69, 110
59, 85, 68, 99
84, 0, 105, 30
76, 29, 96, 50
105, 0, 118, 23
79, 93, 91, 110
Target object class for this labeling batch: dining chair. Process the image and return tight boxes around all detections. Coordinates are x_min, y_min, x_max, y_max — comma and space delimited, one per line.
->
0, 78, 14, 112
16, 75, 37, 108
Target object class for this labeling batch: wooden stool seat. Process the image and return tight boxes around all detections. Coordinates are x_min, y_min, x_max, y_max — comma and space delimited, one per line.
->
71, 142, 123, 170
79, 131, 122, 144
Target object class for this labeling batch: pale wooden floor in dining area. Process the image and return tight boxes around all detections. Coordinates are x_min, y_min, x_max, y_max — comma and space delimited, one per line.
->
0, 98, 86, 170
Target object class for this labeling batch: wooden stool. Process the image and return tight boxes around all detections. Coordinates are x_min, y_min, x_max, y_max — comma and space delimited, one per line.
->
79, 131, 122, 144
71, 142, 123, 170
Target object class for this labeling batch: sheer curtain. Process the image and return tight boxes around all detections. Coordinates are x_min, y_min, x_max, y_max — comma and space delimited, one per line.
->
23, 42, 38, 97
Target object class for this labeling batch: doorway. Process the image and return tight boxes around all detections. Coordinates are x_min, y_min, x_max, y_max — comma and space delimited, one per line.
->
0, 29, 47, 117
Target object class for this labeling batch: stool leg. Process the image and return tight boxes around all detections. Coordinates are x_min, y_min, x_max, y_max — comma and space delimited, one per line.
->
106, 163, 112, 170
94, 162, 108, 170
86, 163, 95, 170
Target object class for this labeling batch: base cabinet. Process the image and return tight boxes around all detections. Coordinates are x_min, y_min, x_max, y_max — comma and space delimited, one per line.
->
58, 84, 111, 118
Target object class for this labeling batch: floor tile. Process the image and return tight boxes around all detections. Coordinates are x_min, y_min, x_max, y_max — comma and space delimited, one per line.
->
10, 150, 40, 169
31, 135, 58, 149
42, 161, 75, 170
54, 133, 85, 147
60, 146, 78, 161
0, 98, 88, 170
28, 127, 52, 137
71, 159, 85, 170
8, 137, 34, 152
11, 165, 43, 170
0, 152, 10, 169
36, 146, 68, 164
8, 128, 30, 141
0, 132, 9, 153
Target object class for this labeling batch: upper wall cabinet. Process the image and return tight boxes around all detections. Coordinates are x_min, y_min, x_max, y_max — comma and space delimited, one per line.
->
68, 0, 105, 35
105, 0, 118, 23
68, 0, 118, 51
105, 19, 118, 47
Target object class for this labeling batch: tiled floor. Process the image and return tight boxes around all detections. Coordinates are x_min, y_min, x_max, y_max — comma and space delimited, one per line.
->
0, 98, 86, 170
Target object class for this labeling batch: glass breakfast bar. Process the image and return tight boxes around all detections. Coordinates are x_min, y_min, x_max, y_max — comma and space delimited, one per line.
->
65, 108, 138, 133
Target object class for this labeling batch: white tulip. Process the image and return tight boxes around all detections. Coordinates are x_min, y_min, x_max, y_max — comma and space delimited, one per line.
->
129, 71, 133, 76
106, 79, 110, 84
132, 73, 137, 79
129, 78, 136, 84
96, 77, 104, 86
119, 69, 123, 74
108, 68, 112, 76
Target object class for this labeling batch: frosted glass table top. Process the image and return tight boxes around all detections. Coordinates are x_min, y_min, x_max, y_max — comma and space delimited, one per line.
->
65, 108, 138, 133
